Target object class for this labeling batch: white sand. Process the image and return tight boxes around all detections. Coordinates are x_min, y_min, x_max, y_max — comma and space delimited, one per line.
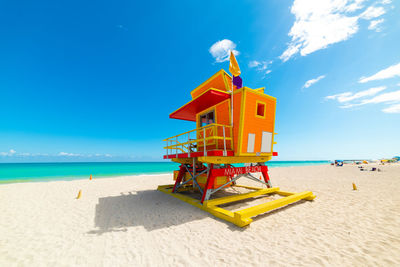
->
1, 164, 400, 266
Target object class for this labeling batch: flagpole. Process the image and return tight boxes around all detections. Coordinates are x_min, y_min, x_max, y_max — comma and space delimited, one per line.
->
229, 50, 240, 153
231, 76, 234, 128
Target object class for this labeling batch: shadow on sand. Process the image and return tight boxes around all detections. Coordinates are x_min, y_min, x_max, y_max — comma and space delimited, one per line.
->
88, 188, 307, 234
88, 189, 209, 234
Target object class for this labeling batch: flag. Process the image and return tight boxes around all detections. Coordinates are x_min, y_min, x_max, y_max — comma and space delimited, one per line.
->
233, 75, 242, 89
229, 51, 241, 77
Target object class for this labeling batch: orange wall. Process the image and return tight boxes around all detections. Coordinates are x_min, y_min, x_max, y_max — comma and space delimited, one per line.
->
216, 100, 230, 125
241, 90, 276, 154
193, 88, 275, 155
196, 99, 232, 151
215, 100, 232, 150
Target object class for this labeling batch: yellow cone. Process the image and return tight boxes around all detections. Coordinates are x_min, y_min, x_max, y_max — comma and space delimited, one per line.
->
352, 183, 357, 190
76, 190, 82, 199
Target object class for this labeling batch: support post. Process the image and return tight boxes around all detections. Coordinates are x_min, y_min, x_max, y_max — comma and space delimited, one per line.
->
192, 158, 196, 189
223, 126, 226, 156
175, 136, 178, 158
203, 127, 206, 156
261, 168, 272, 188
200, 164, 216, 203
172, 165, 186, 193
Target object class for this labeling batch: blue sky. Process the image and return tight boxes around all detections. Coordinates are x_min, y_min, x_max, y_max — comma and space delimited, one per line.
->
0, 0, 399, 162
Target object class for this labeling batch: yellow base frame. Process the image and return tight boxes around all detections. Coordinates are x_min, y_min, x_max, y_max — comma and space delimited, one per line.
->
157, 184, 316, 227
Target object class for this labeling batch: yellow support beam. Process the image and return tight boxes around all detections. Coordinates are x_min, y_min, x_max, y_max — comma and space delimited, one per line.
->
234, 191, 315, 226
204, 187, 279, 207
276, 190, 316, 201
234, 184, 268, 190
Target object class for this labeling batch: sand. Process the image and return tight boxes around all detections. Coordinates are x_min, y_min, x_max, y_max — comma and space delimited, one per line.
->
1, 164, 400, 266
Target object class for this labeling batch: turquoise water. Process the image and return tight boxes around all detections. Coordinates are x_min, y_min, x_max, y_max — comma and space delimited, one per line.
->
0, 161, 329, 184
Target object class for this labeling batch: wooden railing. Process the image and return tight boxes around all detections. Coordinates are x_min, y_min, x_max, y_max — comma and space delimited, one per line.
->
163, 123, 233, 157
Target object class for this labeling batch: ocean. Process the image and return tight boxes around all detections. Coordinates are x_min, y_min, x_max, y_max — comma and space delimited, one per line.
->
0, 161, 329, 184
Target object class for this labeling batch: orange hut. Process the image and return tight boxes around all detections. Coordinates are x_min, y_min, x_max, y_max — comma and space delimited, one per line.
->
165, 69, 277, 163
158, 66, 315, 227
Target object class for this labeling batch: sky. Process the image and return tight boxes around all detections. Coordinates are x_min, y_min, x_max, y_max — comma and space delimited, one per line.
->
0, 0, 399, 162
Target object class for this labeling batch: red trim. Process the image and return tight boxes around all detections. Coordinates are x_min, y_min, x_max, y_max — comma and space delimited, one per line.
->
272, 152, 278, 156
169, 89, 230, 121
211, 165, 269, 177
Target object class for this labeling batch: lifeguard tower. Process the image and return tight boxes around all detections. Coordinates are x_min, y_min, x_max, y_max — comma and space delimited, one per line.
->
158, 55, 315, 227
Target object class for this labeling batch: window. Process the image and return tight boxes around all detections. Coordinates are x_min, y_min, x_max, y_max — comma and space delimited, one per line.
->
199, 110, 215, 127
256, 101, 266, 118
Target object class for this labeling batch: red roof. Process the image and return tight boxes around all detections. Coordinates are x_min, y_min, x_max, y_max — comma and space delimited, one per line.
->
169, 89, 230, 121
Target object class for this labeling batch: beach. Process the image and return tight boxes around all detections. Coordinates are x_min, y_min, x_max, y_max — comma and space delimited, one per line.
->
1, 164, 400, 266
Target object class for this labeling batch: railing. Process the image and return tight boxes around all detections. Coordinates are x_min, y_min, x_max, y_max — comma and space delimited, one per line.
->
164, 123, 233, 157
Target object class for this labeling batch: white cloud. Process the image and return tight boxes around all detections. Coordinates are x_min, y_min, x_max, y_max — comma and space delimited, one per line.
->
359, 62, 400, 83
248, 60, 272, 76
209, 39, 239, 63
303, 75, 326, 88
360, 89, 400, 104
280, 0, 390, 62
345, 0, 366, 12
280, 44, 300, 62
58, 152, 81, 157
326, 86, 386, 102
359, 6, 385, 19
0, 151, 114, 158
368, 18, 384, 31
338, 89, 400, 109
249, 60, 261, 68
382, 103, 400, 113
0, 149, 17, 156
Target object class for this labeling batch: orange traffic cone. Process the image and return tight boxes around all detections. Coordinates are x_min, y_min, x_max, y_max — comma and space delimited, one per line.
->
352, 183, 357, 190
90, 174, 92, 180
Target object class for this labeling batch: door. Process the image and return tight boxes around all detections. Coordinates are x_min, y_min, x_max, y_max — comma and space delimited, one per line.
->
261, 131, 272, 153
247, 133, 255, 153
